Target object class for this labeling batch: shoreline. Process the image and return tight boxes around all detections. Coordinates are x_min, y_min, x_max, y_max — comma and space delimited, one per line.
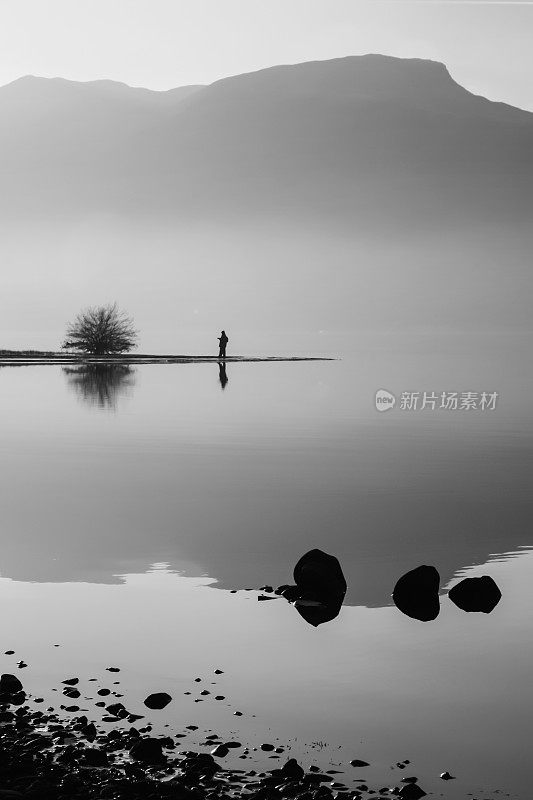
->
0, 669, 422, 800
0, 352, 335, 366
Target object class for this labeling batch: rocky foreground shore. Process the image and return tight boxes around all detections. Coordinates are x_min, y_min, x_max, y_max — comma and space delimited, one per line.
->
0, 671, 429, 800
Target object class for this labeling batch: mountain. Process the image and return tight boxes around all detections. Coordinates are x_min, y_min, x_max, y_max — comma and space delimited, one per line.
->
1, 55, 531, 227
0, 55, 532, 342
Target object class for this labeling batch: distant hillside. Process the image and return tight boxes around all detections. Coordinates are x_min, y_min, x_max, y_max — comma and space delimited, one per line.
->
0, 55, 531, 229
0, 55, 531, 340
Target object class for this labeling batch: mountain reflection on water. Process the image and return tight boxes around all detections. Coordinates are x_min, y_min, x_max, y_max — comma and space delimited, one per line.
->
62, 364, 136, 409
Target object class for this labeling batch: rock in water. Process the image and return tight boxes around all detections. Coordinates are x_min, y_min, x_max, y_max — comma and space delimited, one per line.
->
398, 784, 427, 799
143, 692, 172, 710
0, 674, 23, 694
211, 744, 230, 757
287, 549, 347, 627
392, 565, 440, 621
280, 758, 305, 780
294, 549, 347, 596
448, 576, 501, 613
129, 737, 165, 764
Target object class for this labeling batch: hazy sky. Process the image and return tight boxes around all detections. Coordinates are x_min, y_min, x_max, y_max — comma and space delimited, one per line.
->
0, 0, 532, 109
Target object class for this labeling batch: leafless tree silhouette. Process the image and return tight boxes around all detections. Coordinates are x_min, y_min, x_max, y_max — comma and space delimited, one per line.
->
62, 303, 138, 355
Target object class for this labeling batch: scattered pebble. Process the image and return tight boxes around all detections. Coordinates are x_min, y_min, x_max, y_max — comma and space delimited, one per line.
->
144, 692, 172, 710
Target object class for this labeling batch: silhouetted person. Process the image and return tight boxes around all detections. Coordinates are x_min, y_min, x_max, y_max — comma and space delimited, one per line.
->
218, 362, 228, 390
218, 330, 228, 359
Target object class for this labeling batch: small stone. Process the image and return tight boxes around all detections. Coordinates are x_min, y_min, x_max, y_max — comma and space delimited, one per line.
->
261, 743, 275, 751
82, 723, 97, 741
144, 692, 172, 710
350, 760, 370, 767
106, 702, 128, 718
97, 688, 110, 696
211, 744, 230, 757
200, 690, 210, 696
83, 747, 108, 767
439, 771, 455, 780
281, 758, 305, 780
214, 669, 224, 674
106, 667, 120, 672
398, 784, 426, 799
63, 687, 81, 699
234, 711, 243, 716
4, 651, 14, 655
17, 661, 27, 669
129, 737, 166, 764
225, 741, 242, 749
62, 678, 79, 686
215, 695, 225, 700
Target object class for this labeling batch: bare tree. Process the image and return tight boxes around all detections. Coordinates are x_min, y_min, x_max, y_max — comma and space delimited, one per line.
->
62, 303, 138, 355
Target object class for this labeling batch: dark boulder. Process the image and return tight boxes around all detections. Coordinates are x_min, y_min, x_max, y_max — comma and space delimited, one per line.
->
211, 744, 230, 757
281, 549, 347, 627
392, 565, 440, 622
105, 702, 128, 718
448, 576, 501, 613
398, 783, 426, 799
0, 674, 23, 694
280, 758, 305, 780
83, 747, 109, 767
129, 737, 166, 764
81, 722, 97, 742
294, 549, 347, 597
144, 692, 172, 710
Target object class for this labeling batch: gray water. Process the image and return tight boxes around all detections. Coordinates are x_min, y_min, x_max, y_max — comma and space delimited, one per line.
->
0, 333, 531, 798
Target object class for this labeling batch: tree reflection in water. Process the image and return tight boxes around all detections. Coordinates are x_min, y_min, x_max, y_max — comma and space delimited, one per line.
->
63, 364, 136, 410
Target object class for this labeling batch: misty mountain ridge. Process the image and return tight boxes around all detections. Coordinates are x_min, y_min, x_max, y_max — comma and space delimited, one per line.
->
1, 54, 531, 229
0, 54, 532, 338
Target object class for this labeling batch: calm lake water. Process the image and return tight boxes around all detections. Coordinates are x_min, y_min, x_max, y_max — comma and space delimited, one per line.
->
0, 333, 531, 799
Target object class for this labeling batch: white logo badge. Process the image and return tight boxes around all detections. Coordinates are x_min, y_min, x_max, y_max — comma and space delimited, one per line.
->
375, 389, 396, 412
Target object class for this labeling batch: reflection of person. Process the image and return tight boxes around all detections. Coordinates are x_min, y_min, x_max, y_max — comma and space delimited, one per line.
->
218, 330, 228, 359
218, 362, 228, 390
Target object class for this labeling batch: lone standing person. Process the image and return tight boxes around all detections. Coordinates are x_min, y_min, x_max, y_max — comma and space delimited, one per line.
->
218, 330, 229, 359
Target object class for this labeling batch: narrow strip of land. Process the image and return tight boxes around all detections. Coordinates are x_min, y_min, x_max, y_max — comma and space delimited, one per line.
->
0, 352, 334, 365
